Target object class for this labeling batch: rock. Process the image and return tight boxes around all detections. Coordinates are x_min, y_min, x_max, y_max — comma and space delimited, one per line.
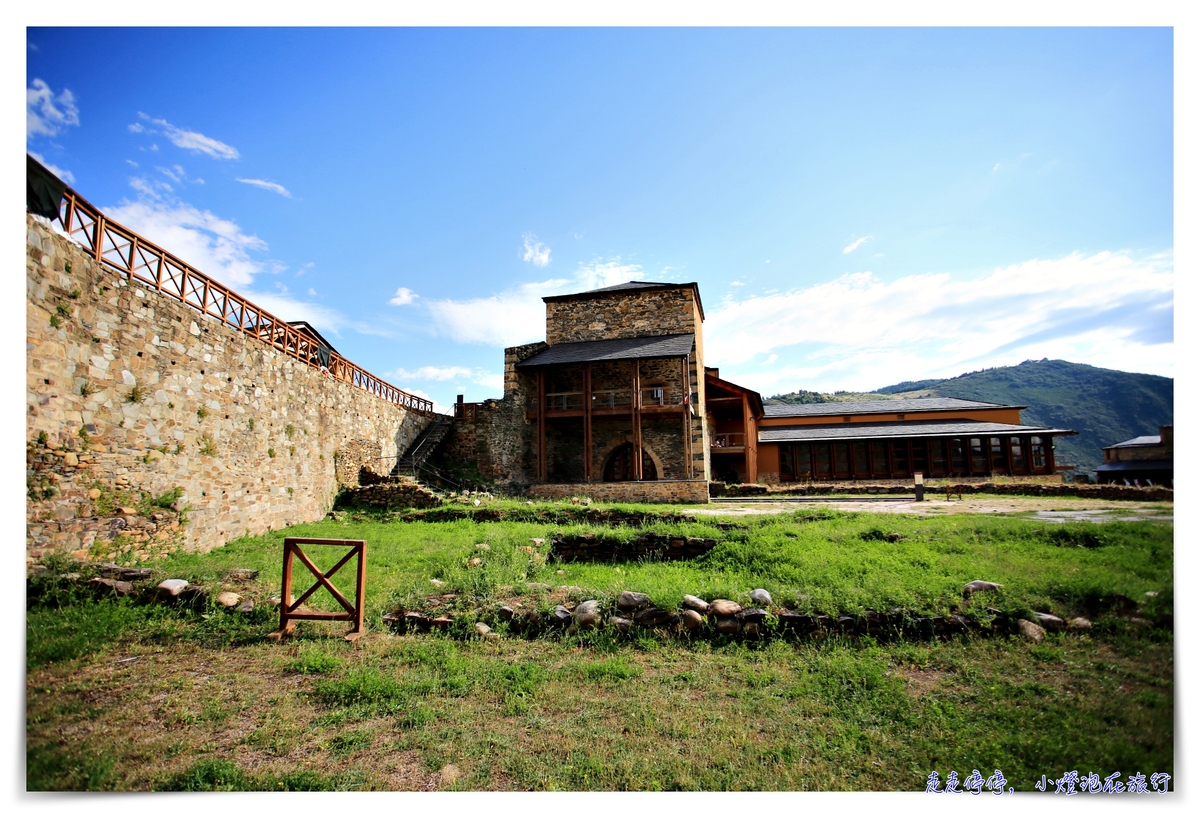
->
714, 616, 741, 634
1067, 616, 1092, 632
1128, 616, 1152, 627
742, 622, 760, 638
268, 596, 281, 607
962, 580, 1003, 598
216, 591, 241, 608
608, 616, 633, 634
497, 605, 515, 621
468, 558, 482, 567
1145, 590, 1158, 597
429, 617, 452, 630
88, 577, 134, 596
679, 609, 703, 630
87, 488, 102, 500
225, 569, 258, 582
749, 589, 773, 606
119, 567, 153, 581
884, 532, 902, 543
59, 572, 81, 582
708, 599, 742, 617
429, 579, 445, 587
475, 543, 490, 550
617, 591, 651, 611
530, 538, 545, 545
632, 607, 675, 628
681, 595, 710, 613
117, 506, 137, 516
552, 605, 573, 626
236, 600, 254, 614
777, 611, 813, 631
1032, 612, 1065, 631
475, 622, 492, 636
574, 599, 601, 628
1017, 619, 1045, 643
555, 569, 565, 575
526, 582, 551, 592
156, 579, 189, 597
737, 607, 769, 624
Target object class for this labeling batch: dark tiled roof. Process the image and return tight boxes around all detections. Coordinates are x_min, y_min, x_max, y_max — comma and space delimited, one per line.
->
1106, 435, 1162, 448
762, 397, 1020, 418
515, 333, 695, 368
542, 280, 705, 319
758, 419, 1075, 444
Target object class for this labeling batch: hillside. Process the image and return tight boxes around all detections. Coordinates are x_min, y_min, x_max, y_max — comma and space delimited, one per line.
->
766, 359, 1173, 476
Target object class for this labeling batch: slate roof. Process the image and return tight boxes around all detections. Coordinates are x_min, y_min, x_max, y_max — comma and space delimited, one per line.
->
758, 419, 1074, 444
1105, 435, 1163, 449
762, 397, 1020, 418
515, 333, 695, 368
541, 280, 705, 319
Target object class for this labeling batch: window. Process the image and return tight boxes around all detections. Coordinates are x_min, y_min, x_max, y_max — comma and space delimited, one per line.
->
815, 444, 832, 478
970, 438, 987, 472
892, 440, 909, 476
912, 440, 928, 475
871, 441, 888, 475
1031, 436, 1046, 469
1010, 437, 1026, 471
834, 443, 851, 477
951, 438, 966, 472
852, 442, 869, 476
990, 437, 1006, 473
794, 444, 812, 479
931, 439, 947, 474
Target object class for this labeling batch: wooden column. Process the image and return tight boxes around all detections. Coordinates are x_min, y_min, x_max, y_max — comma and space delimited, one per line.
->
682, 356, 692, 479
631, 359, 643, 481
536, 369, 546, 482
583, 363, 593, 482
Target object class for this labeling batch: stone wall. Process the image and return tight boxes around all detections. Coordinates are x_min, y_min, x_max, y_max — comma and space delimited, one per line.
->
528, 480, 709, 504
25, 216, 431, 561
545, 287, 699, 344
551, 532, 717, 562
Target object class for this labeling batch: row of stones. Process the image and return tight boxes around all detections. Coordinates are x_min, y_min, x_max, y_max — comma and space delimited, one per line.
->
714, 480, 1172, 502
528, 479, 710, 504
390, 582, 1110, 642
335, 479, 445, 509
549, 533, 717, 562
29, 561, 263, 613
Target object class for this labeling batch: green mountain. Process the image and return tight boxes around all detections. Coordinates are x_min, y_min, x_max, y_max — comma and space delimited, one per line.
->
767, 359, 1173, 475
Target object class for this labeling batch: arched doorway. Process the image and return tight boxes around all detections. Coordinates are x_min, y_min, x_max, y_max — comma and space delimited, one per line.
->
603, 443, 658, 482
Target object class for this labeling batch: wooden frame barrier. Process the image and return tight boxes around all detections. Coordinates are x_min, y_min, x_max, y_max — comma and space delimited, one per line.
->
271, 537, 367, 642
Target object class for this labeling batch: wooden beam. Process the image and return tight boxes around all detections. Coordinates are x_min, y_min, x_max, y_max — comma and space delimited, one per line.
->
632, 359, 643, 481
536, 369, 546, 482
583, 363, 593, 482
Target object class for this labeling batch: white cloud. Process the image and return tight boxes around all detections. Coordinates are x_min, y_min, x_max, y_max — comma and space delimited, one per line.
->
388, 366, 504, 395
27, 79, 79, 139
707, 251, 1173, 394
135, 112, 239, 160
236, 178, 292, 198
308, 288, 317, 297
425, 256, 658, 347
157, 165, 200, 185
842, 235, 872, 254
28, 151, 74, 183
106, 196, 268, 288
521, 233, 551, 267
389, 287, 417, 306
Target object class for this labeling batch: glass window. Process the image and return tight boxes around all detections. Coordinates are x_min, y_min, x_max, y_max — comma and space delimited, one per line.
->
834, 443, 851, 477
853, 442, 869, 476
871, 441, 888, 475
892, 440, 909, 475
1031, 436, 1046, 469
780, 445, 794, 481
951, 438, 966, 472
795, 444, 812, 478
815, 444, 831, 477
970, 438, 987, 472
912, 440, 928, 474
931, 439, 947, 474
1010, 437, 1026, 471
990, 437, 1006, 473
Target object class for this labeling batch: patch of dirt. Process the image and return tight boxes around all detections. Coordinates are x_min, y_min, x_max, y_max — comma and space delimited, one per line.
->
900, 667, 949, 697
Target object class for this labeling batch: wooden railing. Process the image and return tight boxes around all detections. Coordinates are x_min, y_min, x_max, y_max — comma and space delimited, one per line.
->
712, 433, 746, 449
53, 186, 433, 416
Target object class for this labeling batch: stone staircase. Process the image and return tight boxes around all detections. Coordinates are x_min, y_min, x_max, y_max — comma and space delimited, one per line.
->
392, 414, 454, 479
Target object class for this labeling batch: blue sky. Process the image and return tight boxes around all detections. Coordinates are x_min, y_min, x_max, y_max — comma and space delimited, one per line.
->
26, 27, 1173, 410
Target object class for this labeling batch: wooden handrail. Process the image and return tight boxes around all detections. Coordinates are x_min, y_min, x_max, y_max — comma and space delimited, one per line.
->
51, 187, 434, 416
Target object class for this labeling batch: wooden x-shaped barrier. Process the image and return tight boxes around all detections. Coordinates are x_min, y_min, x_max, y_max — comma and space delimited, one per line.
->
270, 537, 367, 642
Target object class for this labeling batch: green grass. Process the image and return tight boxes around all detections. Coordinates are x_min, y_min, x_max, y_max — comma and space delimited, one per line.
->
25, 503, 1173, 791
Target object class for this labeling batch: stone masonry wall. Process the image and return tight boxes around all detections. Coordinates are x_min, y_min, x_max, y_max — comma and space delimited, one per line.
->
26, 216, 430, 560
528, 480, 709, 504
545, 288, 699, 345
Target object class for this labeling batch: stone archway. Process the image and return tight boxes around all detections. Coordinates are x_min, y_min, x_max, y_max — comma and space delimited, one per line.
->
598, 435, 664, 482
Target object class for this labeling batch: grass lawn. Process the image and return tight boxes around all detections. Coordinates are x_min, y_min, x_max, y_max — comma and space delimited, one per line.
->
25, 501, 1174, 791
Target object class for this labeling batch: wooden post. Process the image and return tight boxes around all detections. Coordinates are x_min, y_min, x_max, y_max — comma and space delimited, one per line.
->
583, 364, 593, 482
631, 359, 643, 481
742, 392, 754, 484
682, 356, 692, 479
536, 369, 546, 482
